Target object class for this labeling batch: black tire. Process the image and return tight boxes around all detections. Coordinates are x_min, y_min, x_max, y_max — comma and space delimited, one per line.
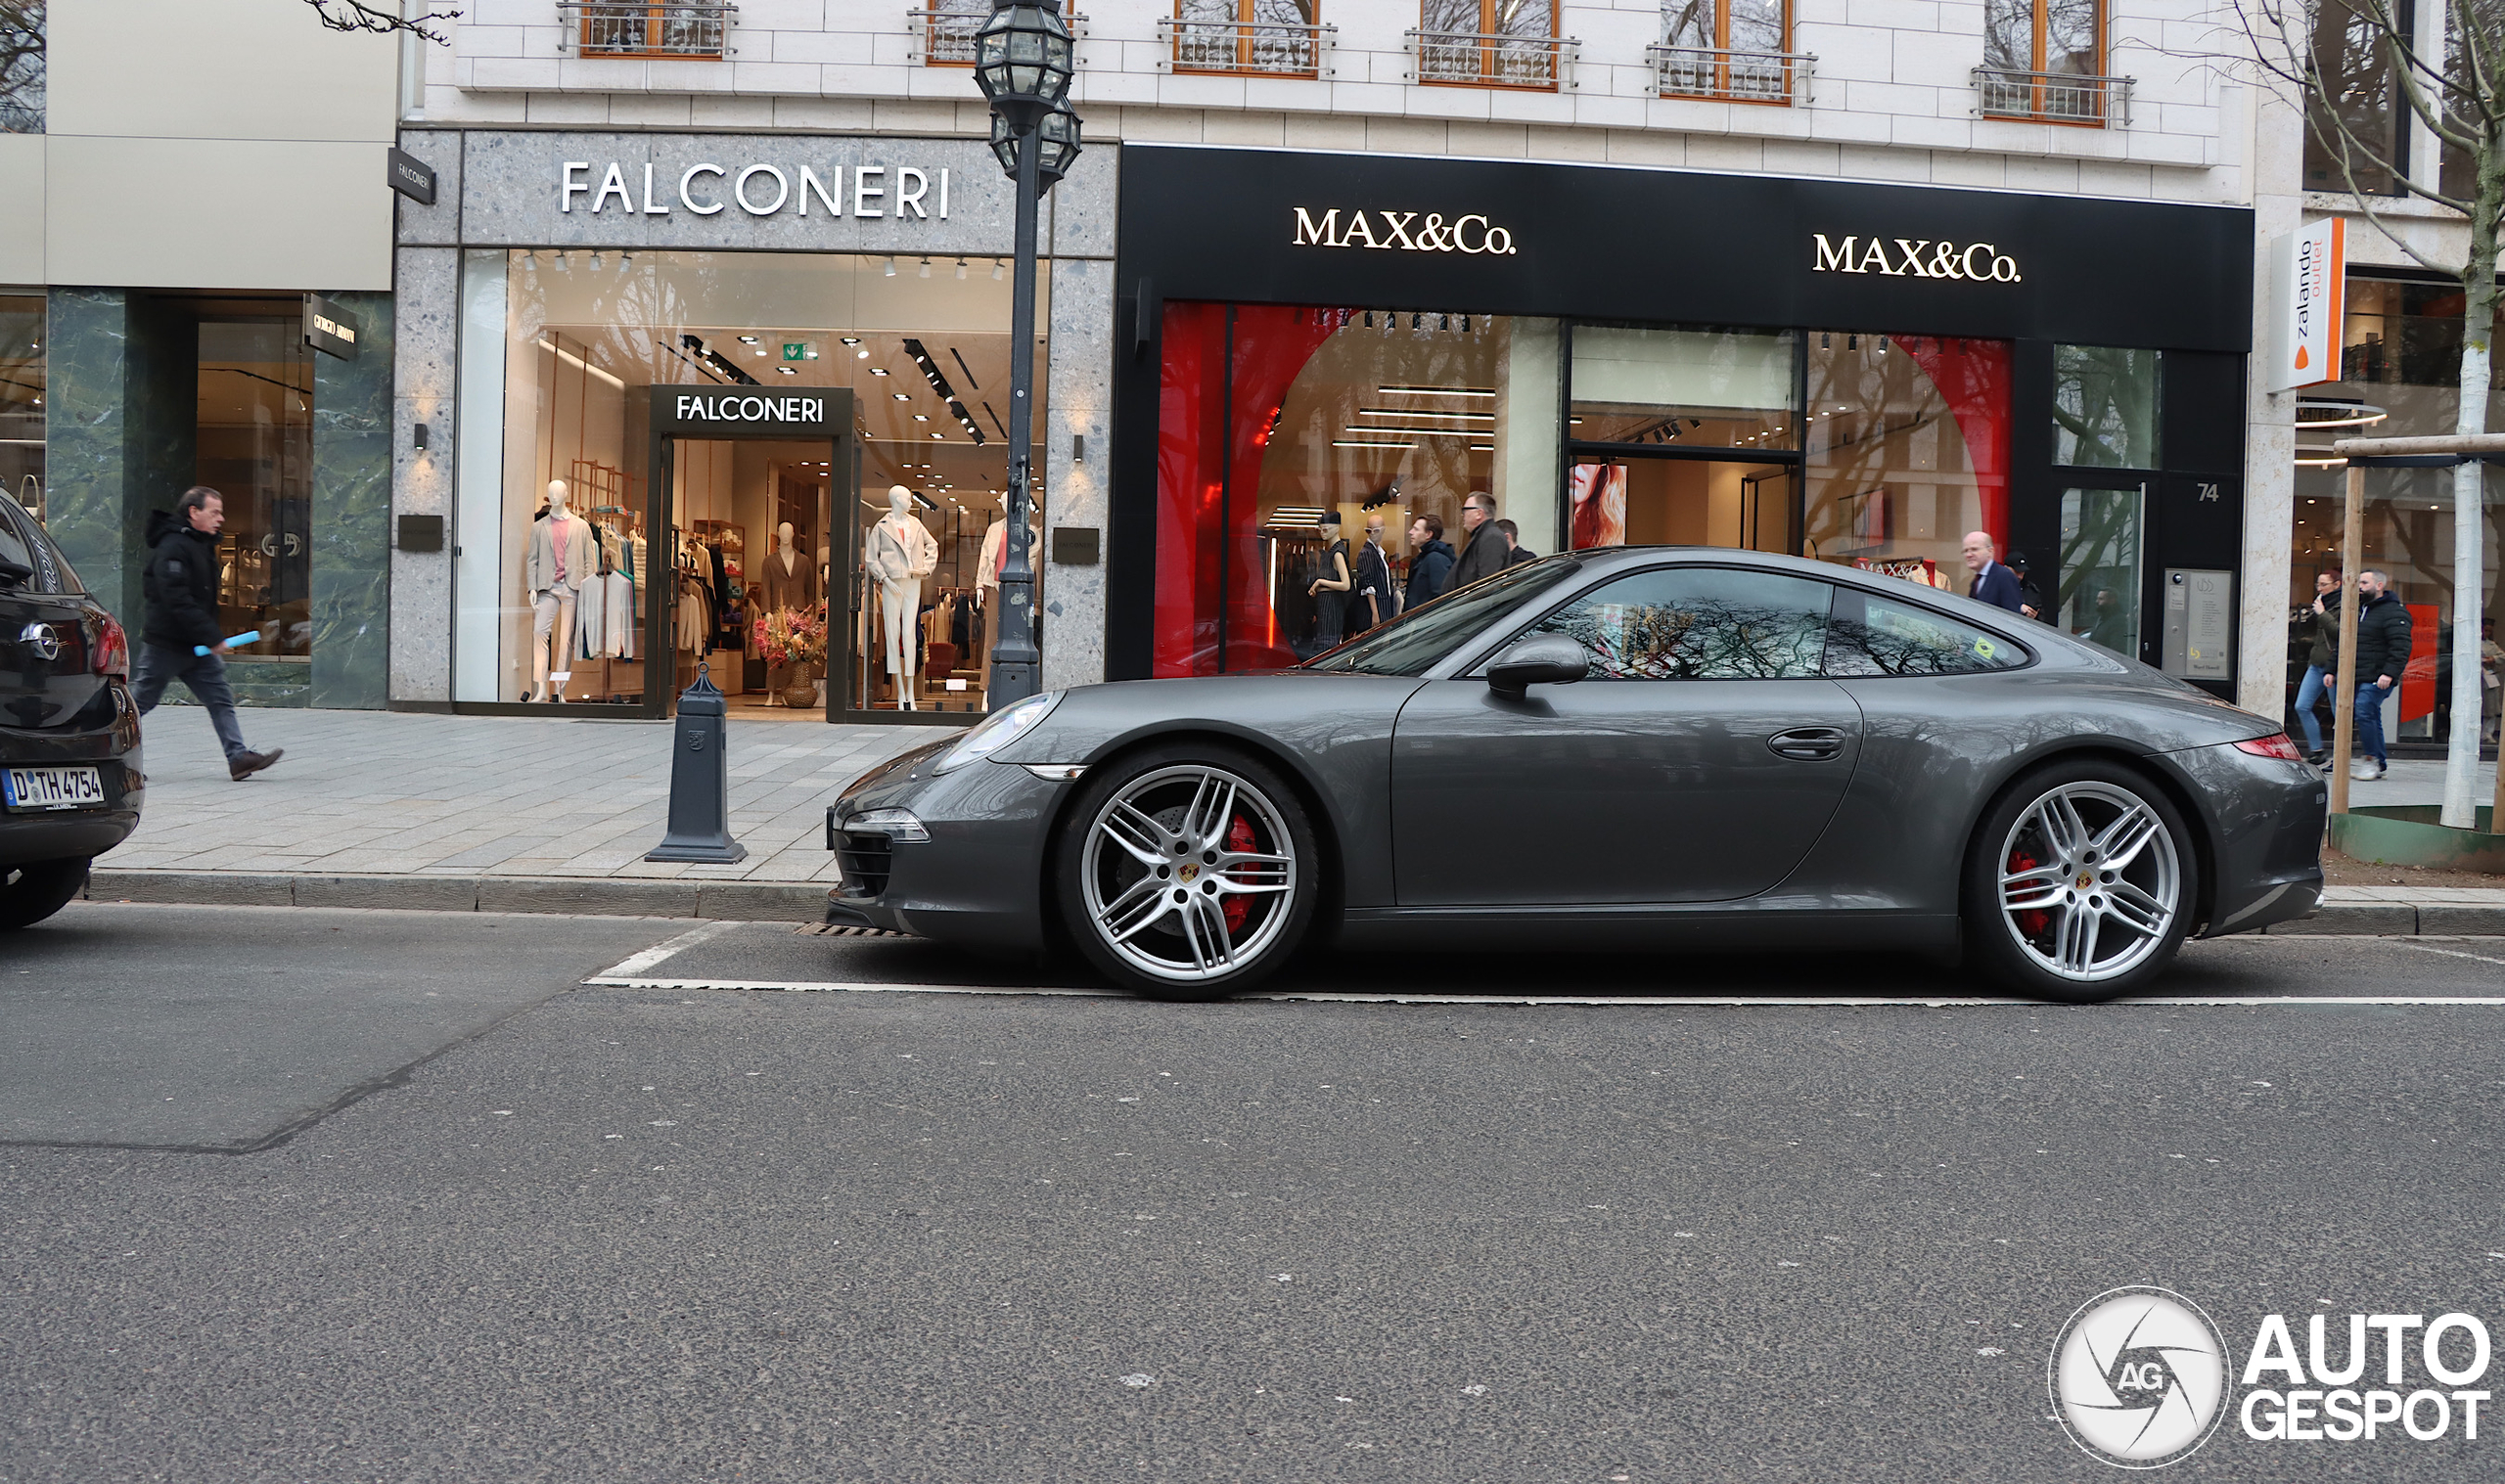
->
0, 858, 90, 931
1961, 760, 2198, 1004
1053, 742, 1319, 1001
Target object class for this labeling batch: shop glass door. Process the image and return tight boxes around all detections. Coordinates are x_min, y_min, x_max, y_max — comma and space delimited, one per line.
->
664, 436, 837, 718
2056, 480, 2145, 660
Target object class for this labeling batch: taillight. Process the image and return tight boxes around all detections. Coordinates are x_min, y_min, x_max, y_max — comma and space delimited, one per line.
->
92, 611, 129, 678
2232, 733, 2302, 761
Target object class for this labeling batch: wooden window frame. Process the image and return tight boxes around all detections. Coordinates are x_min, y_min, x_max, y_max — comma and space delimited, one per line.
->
1417, 0, 1565, 92
1171, 0, 1324, 80
1658, 0, 1798, 108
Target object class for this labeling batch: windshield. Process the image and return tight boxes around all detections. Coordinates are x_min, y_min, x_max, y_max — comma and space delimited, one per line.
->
1303, 556, 1582, 677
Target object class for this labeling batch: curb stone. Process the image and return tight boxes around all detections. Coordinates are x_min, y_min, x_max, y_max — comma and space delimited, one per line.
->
84, 869, 829, 922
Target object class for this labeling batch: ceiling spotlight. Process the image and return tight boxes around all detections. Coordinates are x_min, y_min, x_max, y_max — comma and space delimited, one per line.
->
520, 248, 535, 265
738, 336, 758, 344
913, 414, 931, 422
893, 392, 911, 401
992, 260, 1005, 281
955, 259, 969, 280
919, 257, 933, 279
857, 348, 869, 359
778, 366, 797, 375
840, 336, 861, 345
871, 368, 889, 376
588, 252, 604, 270
884, 257, 897, 277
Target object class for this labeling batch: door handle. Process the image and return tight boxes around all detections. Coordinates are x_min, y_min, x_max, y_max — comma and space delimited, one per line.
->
1767, 727, 1845, 761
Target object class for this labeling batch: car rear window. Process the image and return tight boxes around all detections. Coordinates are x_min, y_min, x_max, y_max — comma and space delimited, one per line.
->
0, 494, 82, 595
1824, 586, 2027, 676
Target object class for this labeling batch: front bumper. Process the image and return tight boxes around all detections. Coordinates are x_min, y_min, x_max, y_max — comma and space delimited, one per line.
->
2176, 742, 2327, 937
822, 742, 1071, 954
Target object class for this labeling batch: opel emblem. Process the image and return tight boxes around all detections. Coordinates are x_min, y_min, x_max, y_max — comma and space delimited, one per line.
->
18, 621, 58, 661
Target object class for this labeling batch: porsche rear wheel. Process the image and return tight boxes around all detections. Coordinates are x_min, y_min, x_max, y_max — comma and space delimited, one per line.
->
1057, 744, 1316, 1000
1963, 762, 2196, 1004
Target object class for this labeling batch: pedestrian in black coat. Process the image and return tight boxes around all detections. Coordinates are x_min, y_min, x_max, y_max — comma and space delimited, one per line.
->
134, 486, 283, 781
1404, 515, 1454, 608
1448, 493, 1510, 591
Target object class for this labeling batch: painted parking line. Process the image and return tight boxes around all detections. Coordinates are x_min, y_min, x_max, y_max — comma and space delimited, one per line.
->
592, 921, 746, 978
580, 972, 2505, 1009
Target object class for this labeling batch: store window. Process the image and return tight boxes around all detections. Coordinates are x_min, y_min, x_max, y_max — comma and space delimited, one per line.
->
2052, 343, 2158, 468
0, 292, 40, 525
1657, 0, 1795, 103
1154, 304, 1556, 676
1416, 0, 1565, 89
1799, 333, 2012, 592
457, 248, 1041, 716
197, 318, 313, 660
1526, 564, 1831, 679
1567, 325, 1797, 554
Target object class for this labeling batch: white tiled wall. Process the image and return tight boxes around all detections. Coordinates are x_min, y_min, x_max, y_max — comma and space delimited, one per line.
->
425, 0, 2247, 202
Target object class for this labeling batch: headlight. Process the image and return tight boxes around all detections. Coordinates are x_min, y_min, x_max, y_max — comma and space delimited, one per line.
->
846, 807, 930, 842
932, 691, 1062, 774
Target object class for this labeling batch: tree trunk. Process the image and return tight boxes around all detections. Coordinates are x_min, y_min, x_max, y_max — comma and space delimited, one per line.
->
2446, 124, 2502, 831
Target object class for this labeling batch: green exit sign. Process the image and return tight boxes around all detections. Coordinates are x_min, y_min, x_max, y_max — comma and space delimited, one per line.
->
782, 343, 818, 362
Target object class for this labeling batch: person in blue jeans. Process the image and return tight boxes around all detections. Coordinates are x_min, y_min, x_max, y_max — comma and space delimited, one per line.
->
134, 486, 284, 782
2347, 568, 2413, 783
2292, 567, 2342, 764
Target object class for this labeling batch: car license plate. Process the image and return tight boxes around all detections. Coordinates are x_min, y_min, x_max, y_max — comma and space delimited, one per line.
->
3, 765, 106, 811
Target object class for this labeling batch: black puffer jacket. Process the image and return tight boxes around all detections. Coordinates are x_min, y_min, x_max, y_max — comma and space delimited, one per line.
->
2351, 589, 2413, 686
140, 509, 225, 654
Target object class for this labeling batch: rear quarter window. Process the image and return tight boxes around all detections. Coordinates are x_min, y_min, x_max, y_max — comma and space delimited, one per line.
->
0, 495, 82, 595
1825, 586, 2027, 676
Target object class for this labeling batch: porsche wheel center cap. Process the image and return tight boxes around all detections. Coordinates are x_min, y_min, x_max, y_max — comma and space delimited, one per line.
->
1178, 863, 1200, 882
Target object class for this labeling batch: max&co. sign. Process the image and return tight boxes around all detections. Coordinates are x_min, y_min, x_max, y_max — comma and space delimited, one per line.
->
1290, 207, 1518, 255
1810, 233, 2024, 283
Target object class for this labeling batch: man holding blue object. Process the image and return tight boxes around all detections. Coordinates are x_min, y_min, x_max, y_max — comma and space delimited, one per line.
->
134, 486, 284, 782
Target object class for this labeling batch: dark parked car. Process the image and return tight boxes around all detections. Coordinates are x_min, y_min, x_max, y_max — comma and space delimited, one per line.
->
826, 550, 2326, 1003
0, 493, 143, 927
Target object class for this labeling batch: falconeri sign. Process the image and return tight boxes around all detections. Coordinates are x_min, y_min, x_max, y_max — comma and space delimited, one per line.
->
1291, 207, 1518, 255
562, 160, 953, 220
1811, 233, 2024, 283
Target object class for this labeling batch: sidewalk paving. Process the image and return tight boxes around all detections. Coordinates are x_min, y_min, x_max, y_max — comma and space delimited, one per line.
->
77, 706, 2505, 929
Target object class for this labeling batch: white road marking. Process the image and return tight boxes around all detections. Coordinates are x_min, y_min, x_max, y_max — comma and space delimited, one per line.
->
2393, 940, 2505, 968
586, 921, 747, 980
581, 975, 2505, 1009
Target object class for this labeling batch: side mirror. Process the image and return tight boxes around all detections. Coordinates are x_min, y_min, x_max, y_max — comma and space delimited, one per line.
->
1485, 634, 1588, 697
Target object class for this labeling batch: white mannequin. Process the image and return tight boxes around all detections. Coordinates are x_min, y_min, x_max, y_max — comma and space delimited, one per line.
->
526, 478, 596, 701
864, 485, 938, 709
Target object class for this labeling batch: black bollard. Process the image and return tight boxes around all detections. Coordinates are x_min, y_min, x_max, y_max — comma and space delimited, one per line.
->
646, 672, 749, 864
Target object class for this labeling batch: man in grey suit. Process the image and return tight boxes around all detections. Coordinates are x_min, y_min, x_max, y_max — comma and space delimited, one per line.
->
1448, 492, 1511, 592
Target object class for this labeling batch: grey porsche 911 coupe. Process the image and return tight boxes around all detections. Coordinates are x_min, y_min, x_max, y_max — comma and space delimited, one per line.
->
825, 549, 2326, 1003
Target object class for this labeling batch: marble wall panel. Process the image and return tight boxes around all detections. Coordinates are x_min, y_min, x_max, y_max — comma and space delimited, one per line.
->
1040, 256, 1111, 689
310, 290, 395, 709
390, 248, 458, 702
395, 127, 465, 247
43, 289, 196, 630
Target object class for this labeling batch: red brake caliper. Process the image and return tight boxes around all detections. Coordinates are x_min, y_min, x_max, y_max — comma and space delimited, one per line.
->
1221, 815, 1256, 932
2008, 848, 2048, 939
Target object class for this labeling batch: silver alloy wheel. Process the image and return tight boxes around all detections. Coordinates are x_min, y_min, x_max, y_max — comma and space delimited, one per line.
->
1079, 764, 1298, 984
1995, 781, 2181, 983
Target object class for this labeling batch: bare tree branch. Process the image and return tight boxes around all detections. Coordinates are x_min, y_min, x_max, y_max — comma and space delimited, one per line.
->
303, 0, 461, 45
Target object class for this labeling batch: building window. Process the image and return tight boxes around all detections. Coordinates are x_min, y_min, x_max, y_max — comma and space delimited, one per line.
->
1167, 0, 1327, 77
1800, 334, 2014, 593
1655, 0, 1802, 106
559, 2, 738, 62
1977, 0, 2125, 125
2306, 0, 2405, 196
197, 318, 315, 661
2051, 344, 2160, 469
0, 1, 42, 135
1412, 0, 1571, 90
0, 293, 39, 526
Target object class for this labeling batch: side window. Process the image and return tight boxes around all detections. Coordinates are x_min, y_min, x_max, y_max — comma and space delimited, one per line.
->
1526, 566, 1833, 679
1826, 587, 2027, 676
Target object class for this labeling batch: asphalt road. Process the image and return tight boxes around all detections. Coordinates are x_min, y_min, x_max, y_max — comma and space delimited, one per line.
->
5, 904, 2505, 1482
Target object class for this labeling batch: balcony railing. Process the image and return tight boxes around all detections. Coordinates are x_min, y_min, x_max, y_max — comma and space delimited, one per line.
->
1972, 66, 2131, 126
908, 6, 1088, 67
559, 1, 738, 60
1406, 28, 1576, 91
1650, 43, 1813, 106
1159, 16, 1334, 78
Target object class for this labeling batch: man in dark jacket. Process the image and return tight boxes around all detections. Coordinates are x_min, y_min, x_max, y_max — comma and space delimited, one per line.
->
1405, 514, 1454, 608
1961, 530, 2026, 613
1448, 492, 1510, 591
2347, 568, 2412, 782
2293, 567, 2342, 764
1495, 518, 1540, 567
135, 486, 283, 781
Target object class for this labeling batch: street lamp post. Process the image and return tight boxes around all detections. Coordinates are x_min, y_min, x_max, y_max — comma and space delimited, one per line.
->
974, 0, 1079, 707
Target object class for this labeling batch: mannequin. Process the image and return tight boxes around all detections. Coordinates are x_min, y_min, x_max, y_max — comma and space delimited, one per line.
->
525, 478, 598, 700
761, 519, 820, 614
864, 485, 938, 709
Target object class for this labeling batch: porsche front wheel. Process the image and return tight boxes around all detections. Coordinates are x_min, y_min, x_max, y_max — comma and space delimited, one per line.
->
1056, 745, 1317, 1000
